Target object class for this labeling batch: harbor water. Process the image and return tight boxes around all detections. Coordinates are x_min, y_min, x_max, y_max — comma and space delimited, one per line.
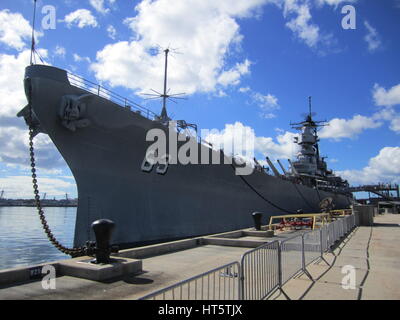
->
0, 206, 76, 270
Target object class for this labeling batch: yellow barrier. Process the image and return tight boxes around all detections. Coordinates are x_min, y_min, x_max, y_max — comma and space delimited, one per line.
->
268, 213, 330, 231
330, 209, 352, 216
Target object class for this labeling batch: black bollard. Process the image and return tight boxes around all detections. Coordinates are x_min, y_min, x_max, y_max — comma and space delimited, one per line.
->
91, 219, 115, 264
252, 212, 262, 230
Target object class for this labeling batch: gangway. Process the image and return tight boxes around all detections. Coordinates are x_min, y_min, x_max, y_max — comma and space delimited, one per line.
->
347, 183, 399, 201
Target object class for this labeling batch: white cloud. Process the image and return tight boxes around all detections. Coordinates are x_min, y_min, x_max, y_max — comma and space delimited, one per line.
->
73, 53, 91, 63
0, 125, 66, 173
204, 122, 255, 157
389, 117, 400, 133
203, 121, 299, 161
372, 107, 400, 134
239, 86, 250, 93
373, 83, 400, 107
256, 130, 300, 160
338, 147, 400, 185
239, 86, 280, 118
89, 0, 117, 14
319, 114, 382, 140
64, 9, 98, 28
283, 1, 320, 48
0, 49, 67, 171
91, 0, 268, 95
0, 175, 76, 199
54, 45, 66, 58
316, 0, 357, 8
0, 9, 41, 51
0, 49, 46, 118
267, 0, 342, 52
89, 0, 110, 14
372, 83, 400, 133
252, 92, 279, 109
217, 59, 251, 87
364, 20, 381, 52
107, 25, 117, 40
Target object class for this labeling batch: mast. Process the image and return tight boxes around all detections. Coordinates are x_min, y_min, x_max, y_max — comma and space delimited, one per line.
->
30, 0, 38, 65
161, 48, 169, 121
141, 47, 186, 123
290, 97, 328, 177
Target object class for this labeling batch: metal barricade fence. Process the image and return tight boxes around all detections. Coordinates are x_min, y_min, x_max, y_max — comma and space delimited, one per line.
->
139, 261, 241, 300
327, 222, 335, 247
343, 216, 348, 234
279, 234, 303, 286
140, 214, 358, 300
355, 211, 360, 226
333, 220, 341, 243
320, 226, 329, 253
303, 230, 321, 266
240, 241, 280, 300
338, 218, 344, 238
331, 220, 337, 244
346, 216, 351, 233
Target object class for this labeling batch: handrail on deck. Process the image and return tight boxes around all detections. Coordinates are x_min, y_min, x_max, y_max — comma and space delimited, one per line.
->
66, 72, 159, 120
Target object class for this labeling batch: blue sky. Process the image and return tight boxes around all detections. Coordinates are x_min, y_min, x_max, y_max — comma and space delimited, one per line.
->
0, 0, 399, 199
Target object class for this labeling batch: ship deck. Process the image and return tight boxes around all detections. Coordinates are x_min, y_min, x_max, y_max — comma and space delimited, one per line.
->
1, 213, 399, 300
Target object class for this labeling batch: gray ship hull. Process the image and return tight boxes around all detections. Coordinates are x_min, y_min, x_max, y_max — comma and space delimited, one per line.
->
22, 65, 352, 247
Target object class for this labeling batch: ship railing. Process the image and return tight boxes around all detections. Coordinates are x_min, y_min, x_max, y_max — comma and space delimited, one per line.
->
66, 72, 159, 120
138, 213, 358, 300
138, 261, 241, 300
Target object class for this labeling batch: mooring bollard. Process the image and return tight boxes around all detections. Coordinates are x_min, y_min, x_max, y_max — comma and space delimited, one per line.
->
91, 219, 119, 264
252, 212, 262, 230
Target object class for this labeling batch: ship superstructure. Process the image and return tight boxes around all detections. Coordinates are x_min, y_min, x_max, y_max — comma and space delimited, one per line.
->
286, 98, 349, 192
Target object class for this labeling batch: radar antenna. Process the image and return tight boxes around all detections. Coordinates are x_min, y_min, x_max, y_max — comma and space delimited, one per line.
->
290, 96, 328, 130
140, 48, 187, 123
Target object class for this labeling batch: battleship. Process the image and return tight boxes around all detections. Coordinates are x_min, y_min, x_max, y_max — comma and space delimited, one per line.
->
17, 55, 353, 248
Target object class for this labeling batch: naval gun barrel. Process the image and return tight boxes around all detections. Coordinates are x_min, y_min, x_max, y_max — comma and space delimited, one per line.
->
277, 159, 288, 175
288, 159, 298, 175
266, 157, 281, 177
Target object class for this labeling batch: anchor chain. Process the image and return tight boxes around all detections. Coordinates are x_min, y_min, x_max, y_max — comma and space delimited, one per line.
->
28, 119, 86, 257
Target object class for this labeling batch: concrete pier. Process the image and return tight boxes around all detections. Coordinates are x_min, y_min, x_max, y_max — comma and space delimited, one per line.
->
0, 213, 399, 300
269, 213, 400, 300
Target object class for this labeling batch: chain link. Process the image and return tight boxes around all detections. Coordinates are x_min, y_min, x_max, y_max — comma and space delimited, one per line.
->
28, 124, 86, 257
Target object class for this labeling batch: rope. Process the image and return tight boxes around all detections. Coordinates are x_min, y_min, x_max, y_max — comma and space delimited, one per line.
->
230, 163, 295, 214
292, 181, 316, 211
